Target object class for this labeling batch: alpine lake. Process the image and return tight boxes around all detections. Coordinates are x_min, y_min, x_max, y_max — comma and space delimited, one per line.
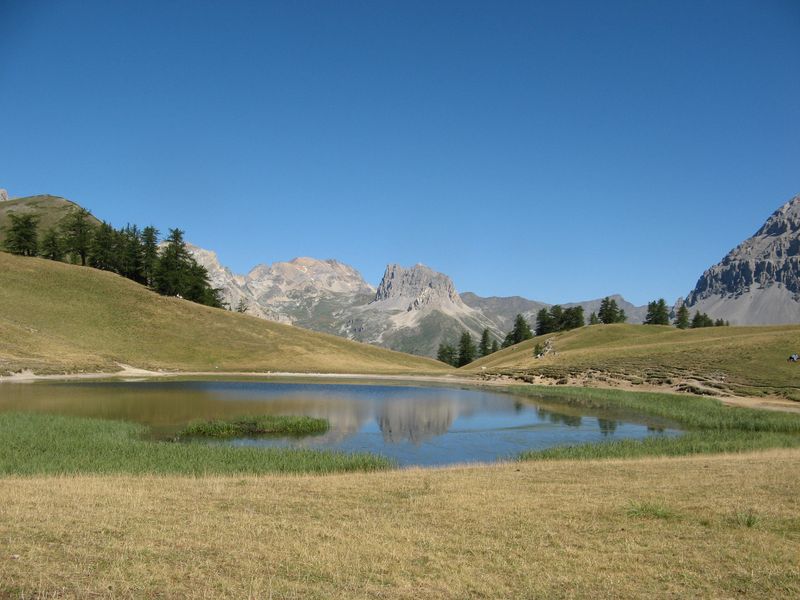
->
0, 379, 680, 466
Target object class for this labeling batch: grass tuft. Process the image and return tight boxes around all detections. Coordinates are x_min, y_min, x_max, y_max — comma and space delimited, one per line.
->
626, 500, 679, 520
177, 415, 329, 438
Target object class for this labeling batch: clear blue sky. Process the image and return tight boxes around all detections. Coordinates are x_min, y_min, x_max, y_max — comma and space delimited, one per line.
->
1, 0, 798, 305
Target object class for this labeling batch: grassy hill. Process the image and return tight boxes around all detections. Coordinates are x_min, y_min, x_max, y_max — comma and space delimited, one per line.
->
464, 323, 800, 401
0, 252, 450, 375
0, 195, 101, 246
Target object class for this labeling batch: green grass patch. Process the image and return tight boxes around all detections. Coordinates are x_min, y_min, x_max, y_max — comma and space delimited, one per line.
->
0, 412, 393, 476
515, 385, 800, 461
178, 415, 329, 438
626, 500, 679, 520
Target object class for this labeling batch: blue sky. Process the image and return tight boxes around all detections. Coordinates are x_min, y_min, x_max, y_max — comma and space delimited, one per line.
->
1, 0, 798, 305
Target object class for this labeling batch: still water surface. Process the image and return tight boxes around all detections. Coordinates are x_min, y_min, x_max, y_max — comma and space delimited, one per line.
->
0, 380, 679, 465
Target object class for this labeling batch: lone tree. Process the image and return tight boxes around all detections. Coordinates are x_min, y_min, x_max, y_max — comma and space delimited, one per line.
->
644, 298, 670, 325
598, 297, 627, 324
478, 328, 492, 357
674, 304, 690, 329
457, 331, 477, 367
437, 342, 457, 366
503, 314, 533, 347
3, 213, 39, 256
61, 207, 94, 265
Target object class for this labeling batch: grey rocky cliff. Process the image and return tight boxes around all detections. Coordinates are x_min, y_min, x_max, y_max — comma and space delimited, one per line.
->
684, 194, 800, 324
373, 264, 463, 310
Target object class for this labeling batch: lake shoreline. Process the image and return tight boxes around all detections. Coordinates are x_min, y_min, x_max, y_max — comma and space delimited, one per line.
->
3, 363, 799, 414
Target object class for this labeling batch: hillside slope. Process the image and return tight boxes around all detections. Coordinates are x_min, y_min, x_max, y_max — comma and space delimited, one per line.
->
0, 195, 101, 245
465, 323, 800, 400
0, 252, 450, 376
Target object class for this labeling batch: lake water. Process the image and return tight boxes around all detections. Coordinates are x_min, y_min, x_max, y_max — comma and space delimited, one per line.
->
0, 379, 679, 466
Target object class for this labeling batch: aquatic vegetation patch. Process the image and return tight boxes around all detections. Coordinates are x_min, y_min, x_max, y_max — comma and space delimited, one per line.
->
177, 415, 329, 438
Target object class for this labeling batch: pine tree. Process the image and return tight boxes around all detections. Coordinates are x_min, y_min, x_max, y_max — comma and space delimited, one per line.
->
61, 208, 94, 265
141, 226, 160, 286
478, 328, 491, 357
644, 298, 670, 325
675, 305, 690, 329
456, 331, 477, 367
589, 311, 600, 325
598, 297, 626, 324
535, 308, 554, 336
40, 227, 64, 261
88, 222, 119, 272
504, 314, 534, 347
118, 224, 145, 282
490, 340, 499, 354
2, 213, 39, 256
437, 342, 457, 366
561, 306, 584, 330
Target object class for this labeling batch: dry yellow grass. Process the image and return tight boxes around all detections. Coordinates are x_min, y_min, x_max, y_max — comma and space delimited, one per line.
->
1, 450, 798, 598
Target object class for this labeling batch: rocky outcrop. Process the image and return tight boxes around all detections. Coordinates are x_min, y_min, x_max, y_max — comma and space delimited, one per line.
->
685, 194, 800, 324
0, 189, 9, 202
374, 264, 461, 310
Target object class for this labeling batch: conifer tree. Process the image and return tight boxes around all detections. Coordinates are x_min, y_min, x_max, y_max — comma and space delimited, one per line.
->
504, 314, 534, 347
589, 311, 600, 325
490, 340, 499, 354
141, 226, 160, 286
478, 328, 491, 357
61, 208, 94, 265
3, 213, 39, 256
89, 222, 118, 272
675, 305, 690, 329
40, 227, 64, 261
644, 298, 670, 325
598, 297, 626, 324
437, 342, 457, 366
457, 331, 477, 367
690, 311, 715, 328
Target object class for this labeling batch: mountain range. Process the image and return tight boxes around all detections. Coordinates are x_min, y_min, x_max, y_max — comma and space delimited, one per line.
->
2, 191, 799, 357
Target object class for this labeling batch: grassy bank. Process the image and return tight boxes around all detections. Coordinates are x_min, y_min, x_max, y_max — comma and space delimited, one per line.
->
0, 413, 391, 475
466, 323, 800, 400
514, 385, 800, 460
178, 415, 330, 438
1, 450, 798, 598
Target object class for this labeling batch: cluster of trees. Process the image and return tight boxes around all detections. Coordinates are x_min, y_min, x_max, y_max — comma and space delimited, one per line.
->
2, 209, 223, 308
534, 305, 584, 335
588, 297, 628, 325
673, 304, 729, 329
437, 328, 499, 367
640, 299, 730, 329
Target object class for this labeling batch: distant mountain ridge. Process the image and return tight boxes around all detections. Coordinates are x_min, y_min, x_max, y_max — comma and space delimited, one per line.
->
189, 246, 647, 356
684, 194, 800, 324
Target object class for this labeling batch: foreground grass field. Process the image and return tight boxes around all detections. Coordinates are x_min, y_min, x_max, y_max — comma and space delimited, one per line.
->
0, 252, 449, 376
1, 450, 798, 598
466, 323, 800, 400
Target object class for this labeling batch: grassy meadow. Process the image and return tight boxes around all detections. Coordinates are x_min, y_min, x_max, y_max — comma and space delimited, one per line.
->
466, 323, 800, 400
1, 449, 798, 598
0, 252, 450, 376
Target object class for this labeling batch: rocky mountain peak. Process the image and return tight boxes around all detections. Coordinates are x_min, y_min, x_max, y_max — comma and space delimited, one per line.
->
374, 263, 462, 311
685, 193, 800, 322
